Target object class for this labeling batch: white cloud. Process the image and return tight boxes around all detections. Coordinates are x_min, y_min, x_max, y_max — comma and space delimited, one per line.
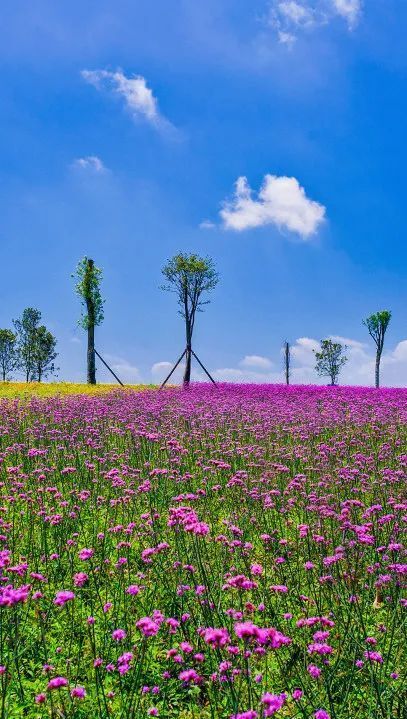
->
102, 355, 141, 384
269, 0, 362, 44
278, 2, 316, 27
81, 69, 167, 128
389, 340, 407, 363
71, 155, 106, 172
329, 335, 366, 350
199, 219, 216, 230
331, 0, 362, 28
290, 337, 321, 365
220, 175, 325, 238
240, 355, 273, 370
212, 367, 282, 384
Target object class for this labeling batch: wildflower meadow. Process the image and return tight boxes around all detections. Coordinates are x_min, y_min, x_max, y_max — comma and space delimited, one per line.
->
0, 384, 406, 718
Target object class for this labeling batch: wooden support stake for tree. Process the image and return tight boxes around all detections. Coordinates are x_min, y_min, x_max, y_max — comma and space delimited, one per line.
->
94, 349, 125, 386
159, 349, 187, 389
191, 349, 217, 385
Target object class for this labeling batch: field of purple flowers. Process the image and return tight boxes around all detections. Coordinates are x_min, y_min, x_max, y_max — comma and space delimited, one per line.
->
0, 385, 406, 718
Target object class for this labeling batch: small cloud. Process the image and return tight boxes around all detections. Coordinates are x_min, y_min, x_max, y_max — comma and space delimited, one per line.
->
329, 335, 366, 350
220, 175, 325, 238
199, 220, 216, 230
331, 0, 362, 29
240, 355, 273, 370
277, 31, 297, 47
71, 156, 107, 172
278, 1, 317, 27
268, 0, 362, 44
291, 337, 321, 365
81, 68, 171, 130
70, 336, 82, 344
102, 355, 140, 384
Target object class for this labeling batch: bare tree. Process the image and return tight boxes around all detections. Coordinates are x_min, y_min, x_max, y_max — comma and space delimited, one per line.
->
0, 329, 17, 381
363, 310, 391, 388
283, 341, 291, 385
74, 258, 104, 384
161, 253, 219, 386
314, 339, 348, 386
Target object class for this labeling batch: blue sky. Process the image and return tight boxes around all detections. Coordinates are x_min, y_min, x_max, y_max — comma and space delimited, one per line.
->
1, 0, 407, 385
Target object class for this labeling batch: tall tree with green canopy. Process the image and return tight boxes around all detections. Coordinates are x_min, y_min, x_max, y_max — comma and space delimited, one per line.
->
0, 329, 17, 381
33, 326, 58, 382
161, 253, 219, 386
363, 310, 391, 388
314, 339, 348, 386
13, 309, 58, 382
13, 308, 42, 382
74, 258, 104, 384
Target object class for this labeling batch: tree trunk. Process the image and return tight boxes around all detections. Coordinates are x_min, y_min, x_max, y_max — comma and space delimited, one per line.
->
183, 315, 192, 387
87, 321, 96, 385
183, 347, 192, 386
375, 350, 381, 388
284, 342, 290, 385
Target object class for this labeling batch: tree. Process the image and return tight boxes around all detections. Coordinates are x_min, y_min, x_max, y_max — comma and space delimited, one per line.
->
0, 329, 17, 381
283, 341, 291, 385
32, 326, 58, 382
314, 339, 348, 386
161, 253, 219, 386
13, 308, 42, 382
363, 310, 391, 388
74, 258, 104, 385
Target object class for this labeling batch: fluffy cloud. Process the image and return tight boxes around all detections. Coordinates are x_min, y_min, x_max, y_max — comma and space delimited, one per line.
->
240, 355, 273, 369
220, 175, 326, 238
71, 156, 106, 172
332, 0, 362, 28
206, 334, 407, 387
269, 0, 362, 44
100, 355, 140, 384
277, 1, 317, 27
151, 361, 202, 384
81, 69, 165, 127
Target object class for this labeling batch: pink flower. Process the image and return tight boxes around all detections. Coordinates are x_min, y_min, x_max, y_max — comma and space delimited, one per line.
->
78, 548, 94, 561
179, 669, 200, 683
315, 711, 331, 719
126, 584, 140, 595
53, 591, 75, 606
136, 617, 160, 637
364, 651, 383, 663
71, 686, 86, 699
202, 627, 230, 647
47, 676, 68, 691
112, 628, 126, 642
73, 572, 88, 587
261, 693, 286, 716
35, 693, 46, 704
307, 664, 322, 678
269, 585, 288, 593
292, 689, 303, 700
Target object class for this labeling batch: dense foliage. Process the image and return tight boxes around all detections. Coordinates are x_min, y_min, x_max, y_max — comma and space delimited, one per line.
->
0, 385, 405, 718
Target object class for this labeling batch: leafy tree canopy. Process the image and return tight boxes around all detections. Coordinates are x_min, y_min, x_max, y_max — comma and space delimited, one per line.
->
74, 257, 104, 329
314, 339, 348, 386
